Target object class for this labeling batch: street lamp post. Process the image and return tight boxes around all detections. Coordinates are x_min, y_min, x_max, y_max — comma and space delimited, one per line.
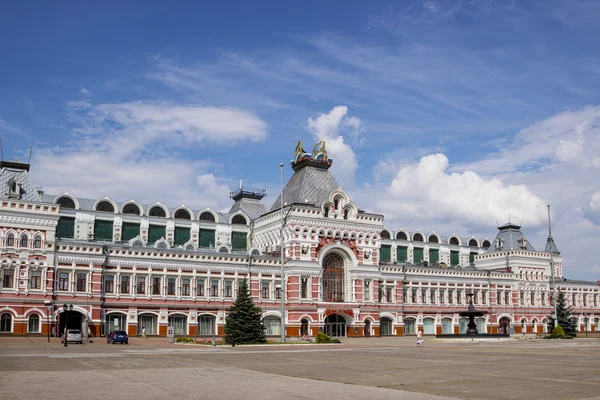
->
62, 304, 73, 347
584, 313, 588, 338
279, 162, 286, 344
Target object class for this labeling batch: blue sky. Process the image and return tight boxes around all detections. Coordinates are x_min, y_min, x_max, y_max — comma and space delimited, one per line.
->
1, 1, 600, 279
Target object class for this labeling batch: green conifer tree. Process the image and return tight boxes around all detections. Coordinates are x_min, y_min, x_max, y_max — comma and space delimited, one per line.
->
551, 290, 578, 337
224, 280, 266, 344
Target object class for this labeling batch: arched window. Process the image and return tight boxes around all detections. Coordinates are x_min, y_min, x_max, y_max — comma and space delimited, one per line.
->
0, 313, 12, 332
482, 240, 491, 249
449, 237, 460, 245
334, 198, 340, 210
324, 207, 329, 218
251, 249, 260, 256
198, 314, 215, 335
174, 209, 191, 220
381, 230, 390, 240
122, 203, 141, 215
6, 233, 14, 247
20, 235, 28, 248
396, 232, 407, 240
263, 316, 281, 335
219, 247, 229, 253
343, 209, 348, 220
413, 233, 424, 242
199, 212, 215, 222
96, 201, 115, 213
28, 314, 40, 333
468, 239, 478, 247
56, 197, 76, 209
34, 235, 42, 249
428, 235, 439, 243
231, 215, 247, 225
149, 206, 166, 218
323, 253, 344, 302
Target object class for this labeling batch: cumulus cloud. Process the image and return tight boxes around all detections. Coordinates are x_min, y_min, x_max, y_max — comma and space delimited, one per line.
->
379, 153, 547, 228
307, 106, 361, 188
582, 191, 600, 225
79, 87, 91, 95
30, 101, 267, 210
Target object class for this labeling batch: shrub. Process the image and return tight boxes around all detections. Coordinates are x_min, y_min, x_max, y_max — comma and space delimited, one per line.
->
544, 325, 573, 339
316, 331, 341, 344
175, 337, 195, 344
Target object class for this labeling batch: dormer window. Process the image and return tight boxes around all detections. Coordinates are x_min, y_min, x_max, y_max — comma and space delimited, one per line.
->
324, 207, 329, 218
343, 209, 348, 220
7, 179, 21, 199
334, 199, 339, 210
495, 238, 504, 250
519, 237, 527, 249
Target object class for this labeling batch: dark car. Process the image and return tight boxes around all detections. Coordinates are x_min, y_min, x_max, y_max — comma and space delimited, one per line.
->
107, 330, 129, 344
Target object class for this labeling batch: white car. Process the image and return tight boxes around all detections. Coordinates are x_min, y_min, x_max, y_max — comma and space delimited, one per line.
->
61, 329, 83, 344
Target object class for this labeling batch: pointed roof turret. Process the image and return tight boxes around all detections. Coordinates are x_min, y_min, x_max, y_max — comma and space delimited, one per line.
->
485, 222, 535, 253
545, 237, 560, 255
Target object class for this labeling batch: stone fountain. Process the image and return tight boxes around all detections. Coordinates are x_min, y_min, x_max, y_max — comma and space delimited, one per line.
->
459, 293, 486, 335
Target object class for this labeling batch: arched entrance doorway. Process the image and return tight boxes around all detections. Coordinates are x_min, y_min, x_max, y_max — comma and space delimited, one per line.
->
324, 314, 346, 337
300, 319, 309, 337
499, 317, 511, 334
364, 320, 371, 337
322, 253, 344, 302
380, 317, 393, 336
59, 310, 84, 336
106, 313, 127, 334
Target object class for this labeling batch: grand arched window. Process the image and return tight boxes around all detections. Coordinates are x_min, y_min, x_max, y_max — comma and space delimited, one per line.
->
122, 203, 141, 215
323, 253, 344, 302
199, 212, 215, 222
56, 197, 76, 209
149, 206, 167, 218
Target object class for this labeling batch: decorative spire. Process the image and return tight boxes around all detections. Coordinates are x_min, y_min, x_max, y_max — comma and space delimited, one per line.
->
290, 140, 333, 171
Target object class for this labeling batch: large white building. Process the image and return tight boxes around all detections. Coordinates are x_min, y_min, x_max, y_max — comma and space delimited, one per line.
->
0, 141, 599, 338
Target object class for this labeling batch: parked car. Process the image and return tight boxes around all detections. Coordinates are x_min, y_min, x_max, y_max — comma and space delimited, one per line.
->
107, 330, 129, 344
61, 329, 82, 344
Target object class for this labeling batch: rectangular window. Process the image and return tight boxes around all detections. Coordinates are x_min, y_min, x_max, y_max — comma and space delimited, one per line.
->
386, 287, 393, 302
152, 277, 161, 295
148, 225, 166, 244
411, 288, 417, 303
167, 278, 176, 295
378, 282, 383, 302
457, 289, 463, 305
414, 247, 424, 263
76, 273, 87, 292
182, 279, 190, 296
530, 292, 535, 305
224, 281, 233, 298
421, 289, 427, 304
380, 245, 391, 263
482, 290, 487, 305
474, 290, 479, 304
104, 275, 114, 293
497, 290, 502, 305
505, 291, 510, 305
58, 272, 69, 291
572, 293, 576, 306
301, 277, 308, 299
136, 277, 146, 294
198, 229, 216, 248
94, 220, 114, 241
520, 292, 525, 305
174, 227, 190, 246
2, 270, 14, 288
583, 294, 587, 307
196, 279, 205, 297
275, 285, 281, 299
231, 231, 247, 251
121, 222, 140, 242
429, 249, 439, 264
121, 276, 130, 294
448, 289, 453, 304
430, 289, 436, 304
30, 272, 41, 290
440, 289, 445, 303
594, 294, 598, 307
364, 280, 370, 301
397, 246, 408, 263
541, 292, 546, 306
261, 282, 270, 299
56, 217, 75, 239
211, 280, 219, 297
450, 251, 460, 266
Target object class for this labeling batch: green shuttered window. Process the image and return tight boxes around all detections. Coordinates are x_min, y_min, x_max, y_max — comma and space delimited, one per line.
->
231, 231, 247, 251
430, 249, 439, 264
469, 252, 478, 264
414, 247, 424, 263
199, 229, 215, 248
380, 245, 391, 263
94, 220, 114, 241
397, 246, 408, 263
148, 225, 166, 244
121, 223, 140, 241
56, 217, 75, 239
451, 250, 460, 266
174, 227, 191, 246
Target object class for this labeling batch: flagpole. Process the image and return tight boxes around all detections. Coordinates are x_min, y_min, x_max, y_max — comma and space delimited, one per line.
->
548, 205, 557, 329
280, 162, 286, 343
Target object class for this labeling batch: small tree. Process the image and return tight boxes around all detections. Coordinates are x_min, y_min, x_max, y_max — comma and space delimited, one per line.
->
550, 290, 578, 337
224, 280, 266, 344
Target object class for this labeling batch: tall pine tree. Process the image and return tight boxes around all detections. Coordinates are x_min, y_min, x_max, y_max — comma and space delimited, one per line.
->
551, 290, 578, 337
224, 280, 266, 344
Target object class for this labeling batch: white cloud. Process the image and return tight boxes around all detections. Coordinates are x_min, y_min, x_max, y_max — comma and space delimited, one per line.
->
378, 153, 547, 228
307, 106, 361, 188
79, 87, 91, 95
582, 191, 600, 225
30, 101, 268, 210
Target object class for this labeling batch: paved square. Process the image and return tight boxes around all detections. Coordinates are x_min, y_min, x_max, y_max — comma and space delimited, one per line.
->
1, 337, 599, 400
